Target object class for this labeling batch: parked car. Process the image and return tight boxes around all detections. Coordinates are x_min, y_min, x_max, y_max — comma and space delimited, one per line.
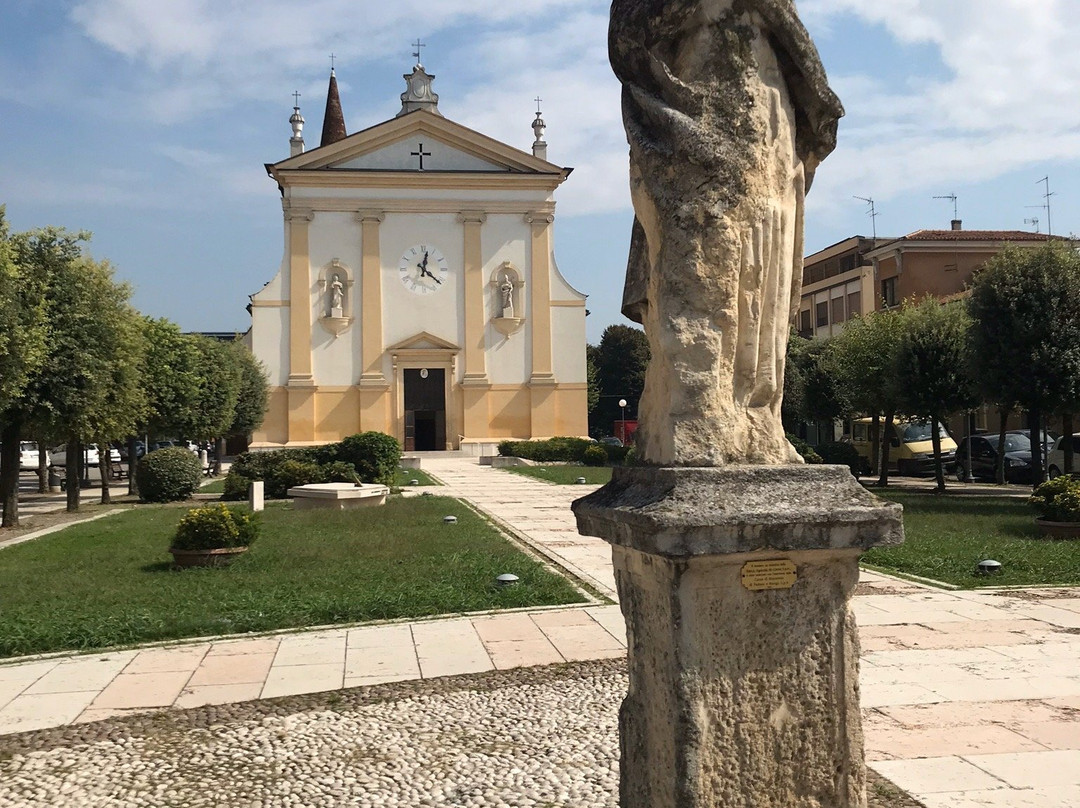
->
114, 440, 146, 460
955, 434, 1032, 483
599, 436, 624, 448
48, 444, 121, 467
20, 441, 39, 471
1006, 429, 1056, 456
1047, 433, 1080, 479
850, 417, 957, 476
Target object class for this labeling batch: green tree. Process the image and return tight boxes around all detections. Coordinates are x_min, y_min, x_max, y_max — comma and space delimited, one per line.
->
892, 298, 978, 492
0, 209, 49, 525
228, 342, 270, 438
586, 345, 601, 415
968, 241, 1080, 484
589, 325, 649, 437
3, 227, 146, 518
831, 310, 905, 485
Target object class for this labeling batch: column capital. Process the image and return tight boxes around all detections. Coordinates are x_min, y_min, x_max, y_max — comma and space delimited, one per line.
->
356, 210, 386, 224
283, 207, 314, 222
525, 210, 555, 225
457, 211, 488, 225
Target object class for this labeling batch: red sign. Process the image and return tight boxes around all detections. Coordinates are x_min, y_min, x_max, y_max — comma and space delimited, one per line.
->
615, 420, 639, 445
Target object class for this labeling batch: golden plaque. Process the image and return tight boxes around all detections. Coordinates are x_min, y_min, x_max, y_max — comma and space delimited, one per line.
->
741, 559, 797, 591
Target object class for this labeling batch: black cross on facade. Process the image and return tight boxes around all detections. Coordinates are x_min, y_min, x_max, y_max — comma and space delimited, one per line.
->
411, 142, 432, 171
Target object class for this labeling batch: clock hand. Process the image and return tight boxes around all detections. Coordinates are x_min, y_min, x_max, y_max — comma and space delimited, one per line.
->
420, 267, 442, 284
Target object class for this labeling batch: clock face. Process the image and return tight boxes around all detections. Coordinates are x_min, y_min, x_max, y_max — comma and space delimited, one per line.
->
399, 244, 449, 295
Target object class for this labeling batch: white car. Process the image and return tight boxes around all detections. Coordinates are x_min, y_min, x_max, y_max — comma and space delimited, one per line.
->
20, 442, 40, 471
48, 444, 121, 468
1047, 434, 1080, 479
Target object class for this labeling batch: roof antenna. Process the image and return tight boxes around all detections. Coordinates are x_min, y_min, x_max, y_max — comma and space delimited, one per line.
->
933, 192, 958, 220
1024, 217, 1041, 233
1037, 176, 1055, 236
854, 196, 878, 243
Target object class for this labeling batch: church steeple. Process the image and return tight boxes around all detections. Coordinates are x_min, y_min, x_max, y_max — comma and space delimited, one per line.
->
320, 67, 347, 147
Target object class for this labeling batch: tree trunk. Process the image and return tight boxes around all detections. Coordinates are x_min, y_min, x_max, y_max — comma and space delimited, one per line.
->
66, 439, 81, 512
1030, 407, 1045, 486
870, 414, 880, 479
0, 420, 21, 528
37, 443, 47, 494
931, 415, 945, 493
1064, 413, 1075, 474
99, 438, 112, 505
996, 408, 1009, 485
877, 413, 894, 487
127, 435, 139, 495
213, 437, 226, 476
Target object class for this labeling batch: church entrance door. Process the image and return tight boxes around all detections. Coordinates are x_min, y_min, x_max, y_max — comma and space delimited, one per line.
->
403, 368, 446, 451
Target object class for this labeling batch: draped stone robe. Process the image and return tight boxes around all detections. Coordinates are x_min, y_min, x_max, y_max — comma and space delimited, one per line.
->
612, 0, 843, 466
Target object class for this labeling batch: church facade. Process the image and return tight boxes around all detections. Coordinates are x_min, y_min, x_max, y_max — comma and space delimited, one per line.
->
249, 63, 588, 453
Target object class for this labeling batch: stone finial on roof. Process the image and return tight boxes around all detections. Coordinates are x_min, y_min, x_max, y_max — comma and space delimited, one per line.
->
289, 91, 305, 156
532, 97, 547, 160
320, 68, 347, 147
397, 64, 442, 117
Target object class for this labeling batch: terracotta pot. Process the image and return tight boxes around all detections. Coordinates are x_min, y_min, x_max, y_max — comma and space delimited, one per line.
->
169, 546, 249, 568
1034, 519, 1080, 540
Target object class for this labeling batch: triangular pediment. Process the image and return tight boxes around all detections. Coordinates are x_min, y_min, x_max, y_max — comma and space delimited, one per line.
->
387, 331, 459, 352
272, 110, 566, 176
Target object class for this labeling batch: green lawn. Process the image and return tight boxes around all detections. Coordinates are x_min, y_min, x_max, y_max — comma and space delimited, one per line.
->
199, 478, 226, 494
505, 466, 614, 485
863, 492, 1080, 588
395, 468, 440, 487
0, 496, 585, 658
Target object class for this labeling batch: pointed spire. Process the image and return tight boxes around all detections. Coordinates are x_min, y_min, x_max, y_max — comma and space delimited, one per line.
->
320, 67, 347, 147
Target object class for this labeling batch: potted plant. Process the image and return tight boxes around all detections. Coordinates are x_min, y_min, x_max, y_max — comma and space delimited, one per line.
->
170, 504, 259, 568
1030, 476, 1080, 539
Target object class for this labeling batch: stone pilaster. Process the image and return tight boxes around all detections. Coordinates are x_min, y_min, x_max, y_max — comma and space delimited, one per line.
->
459, 211, 488, 386
284, 207, 316, 444
357, 211, 387, 388
573, 465, 903, 808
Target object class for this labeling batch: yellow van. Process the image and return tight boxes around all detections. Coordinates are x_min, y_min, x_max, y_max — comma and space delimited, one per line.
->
849, 417, 958, 476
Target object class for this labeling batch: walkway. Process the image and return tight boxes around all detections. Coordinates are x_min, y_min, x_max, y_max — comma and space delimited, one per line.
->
0, 455, 1078, 808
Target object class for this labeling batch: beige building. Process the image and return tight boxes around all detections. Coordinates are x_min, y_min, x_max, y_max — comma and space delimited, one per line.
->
799, 224, 1057, 338
248, 64, 588, 453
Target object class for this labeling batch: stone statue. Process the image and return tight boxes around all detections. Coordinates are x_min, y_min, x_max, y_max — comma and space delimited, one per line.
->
329, 274, 344, 317
500, 274, 514, 318
611, 0, 844, 466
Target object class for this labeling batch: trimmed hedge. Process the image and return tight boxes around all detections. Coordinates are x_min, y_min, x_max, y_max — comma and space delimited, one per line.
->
136, 448, 203, 503
222, 431, 400, 501
787, 435, 823, 465
1031, 476, 1080, 522
172, 504, 258, 551
816, 441, 863, 475
498, 436, 632, 466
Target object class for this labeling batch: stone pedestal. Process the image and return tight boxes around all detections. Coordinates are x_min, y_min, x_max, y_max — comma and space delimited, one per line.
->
248, 480, 264, 513
288, 482, 389, 510
573, 465, 903, 808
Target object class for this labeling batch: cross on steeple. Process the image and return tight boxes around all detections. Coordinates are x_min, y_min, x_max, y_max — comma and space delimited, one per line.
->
535, 96, 543, 113
411, 142, 432, 170
412, 38, 425, 65
292, 90, 301, 108
329, 53, 336, 72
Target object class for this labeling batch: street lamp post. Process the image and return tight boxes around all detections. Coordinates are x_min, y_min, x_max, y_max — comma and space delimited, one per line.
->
619, 398, 628, 443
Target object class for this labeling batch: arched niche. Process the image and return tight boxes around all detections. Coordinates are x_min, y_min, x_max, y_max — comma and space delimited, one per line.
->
490, 261, 525, 336
317, 258, 355, 337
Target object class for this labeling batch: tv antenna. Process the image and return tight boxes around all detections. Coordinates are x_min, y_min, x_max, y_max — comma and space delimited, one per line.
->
1037, 176, 1055, 236
933, 193, 959, 223
854, 196, 878, 242
1024, 217, 1041, 233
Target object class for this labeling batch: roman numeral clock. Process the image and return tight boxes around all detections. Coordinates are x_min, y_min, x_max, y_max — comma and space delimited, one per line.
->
398, 244, 449, 295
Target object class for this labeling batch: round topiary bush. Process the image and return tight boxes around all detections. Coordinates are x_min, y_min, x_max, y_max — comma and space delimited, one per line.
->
137, 448, 202, 503
582, 444, 608, 467
172, 504, 258, 551
222, 471, 254, 501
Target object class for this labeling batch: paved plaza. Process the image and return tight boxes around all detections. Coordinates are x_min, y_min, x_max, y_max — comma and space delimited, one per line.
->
0, 455, 1078, 806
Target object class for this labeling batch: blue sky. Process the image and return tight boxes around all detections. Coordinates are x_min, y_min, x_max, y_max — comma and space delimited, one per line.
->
3, 0, 1079, 344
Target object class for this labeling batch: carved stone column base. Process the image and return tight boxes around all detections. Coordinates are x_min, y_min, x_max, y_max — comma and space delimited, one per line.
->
573, 465, 903, 808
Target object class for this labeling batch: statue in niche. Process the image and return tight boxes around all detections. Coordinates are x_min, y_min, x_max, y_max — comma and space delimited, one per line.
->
499, 274, 514, 318
329, 274, 344, 318
611, 0, 843, 467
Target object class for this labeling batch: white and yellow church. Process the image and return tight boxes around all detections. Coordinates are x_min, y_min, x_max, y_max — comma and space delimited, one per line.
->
248, 61, 588, 453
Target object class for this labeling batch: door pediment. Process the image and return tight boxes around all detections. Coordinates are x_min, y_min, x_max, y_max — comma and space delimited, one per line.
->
387, 331, 459, 353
